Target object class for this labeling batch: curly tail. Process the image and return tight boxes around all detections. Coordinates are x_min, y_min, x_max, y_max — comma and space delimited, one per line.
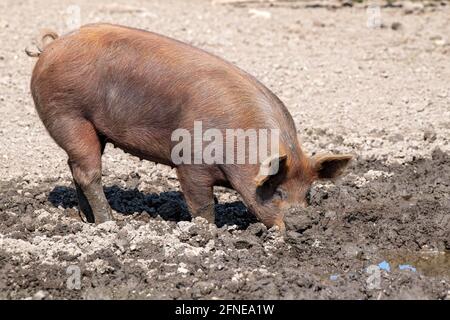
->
25, 29, 59, 57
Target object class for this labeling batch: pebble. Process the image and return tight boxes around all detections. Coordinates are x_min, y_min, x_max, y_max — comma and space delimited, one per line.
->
32, 290, 48, 300
403, 1, 424, 14
97, 221, 119, 233
248, 9, 272, 19
391, 22, 402, 31
177, 263, 189, 274
423, 130, 437, 142
177, 220, 194, 234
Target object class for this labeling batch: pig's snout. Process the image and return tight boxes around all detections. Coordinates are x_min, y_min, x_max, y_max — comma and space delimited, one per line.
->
268, 204, 307, 234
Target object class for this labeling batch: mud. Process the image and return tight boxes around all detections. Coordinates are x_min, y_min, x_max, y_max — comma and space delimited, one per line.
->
1, 149, 449, 299
1, 0, 450, 299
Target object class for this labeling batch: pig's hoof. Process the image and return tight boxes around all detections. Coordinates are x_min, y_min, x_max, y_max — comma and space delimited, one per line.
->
193, 203, 215, 224
95, 219, 111, 225
266, 220, 286, 234
268, 225, 286, 234
94, 212, 113, 225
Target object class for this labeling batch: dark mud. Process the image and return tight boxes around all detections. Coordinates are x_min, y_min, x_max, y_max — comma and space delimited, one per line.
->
1, 149, 449, 299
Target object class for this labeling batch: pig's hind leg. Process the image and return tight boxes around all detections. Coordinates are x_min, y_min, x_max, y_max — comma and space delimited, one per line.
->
176, 166, 215, 224
47, 116, 112, 224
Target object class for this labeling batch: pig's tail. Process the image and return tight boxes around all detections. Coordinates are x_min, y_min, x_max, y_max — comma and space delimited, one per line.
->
25, 29, 59, 57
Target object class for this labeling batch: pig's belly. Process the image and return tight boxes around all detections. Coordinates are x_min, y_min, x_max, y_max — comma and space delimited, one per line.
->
99, 125, 176, 167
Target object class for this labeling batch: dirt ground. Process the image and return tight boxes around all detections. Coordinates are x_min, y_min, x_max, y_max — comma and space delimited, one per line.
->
0, 0, 449, 299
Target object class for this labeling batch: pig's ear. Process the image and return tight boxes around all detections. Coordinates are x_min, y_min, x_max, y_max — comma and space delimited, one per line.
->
311, 154, 353, 180
254, 153, 288, 187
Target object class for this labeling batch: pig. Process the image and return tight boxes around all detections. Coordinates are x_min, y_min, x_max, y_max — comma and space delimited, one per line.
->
26, 23, 352, 231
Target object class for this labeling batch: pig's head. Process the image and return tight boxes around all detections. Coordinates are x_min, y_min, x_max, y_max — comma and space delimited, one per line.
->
253, 149, 352, 230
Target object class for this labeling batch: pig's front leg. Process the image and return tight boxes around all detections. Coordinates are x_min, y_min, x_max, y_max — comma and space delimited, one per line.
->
176, 165, 215, 224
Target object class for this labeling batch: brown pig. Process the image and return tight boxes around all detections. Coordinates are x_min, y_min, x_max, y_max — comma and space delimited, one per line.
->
26, 23, 352, 231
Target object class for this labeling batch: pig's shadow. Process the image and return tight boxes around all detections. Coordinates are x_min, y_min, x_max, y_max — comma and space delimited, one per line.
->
48, 185, 256, 228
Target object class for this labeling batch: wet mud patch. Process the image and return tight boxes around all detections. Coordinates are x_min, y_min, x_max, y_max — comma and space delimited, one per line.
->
0, 149, 449, 299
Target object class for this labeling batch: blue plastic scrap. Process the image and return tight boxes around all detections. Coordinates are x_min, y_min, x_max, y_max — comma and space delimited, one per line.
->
378, 260, 391, 272
329, 274, 339, 281
399, 264, 417, 272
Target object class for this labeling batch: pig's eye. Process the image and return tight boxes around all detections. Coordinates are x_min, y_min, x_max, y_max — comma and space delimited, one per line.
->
274, 188, 287, 201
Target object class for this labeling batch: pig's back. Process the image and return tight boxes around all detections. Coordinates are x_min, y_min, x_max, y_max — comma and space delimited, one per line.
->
31, 24, 297, 163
